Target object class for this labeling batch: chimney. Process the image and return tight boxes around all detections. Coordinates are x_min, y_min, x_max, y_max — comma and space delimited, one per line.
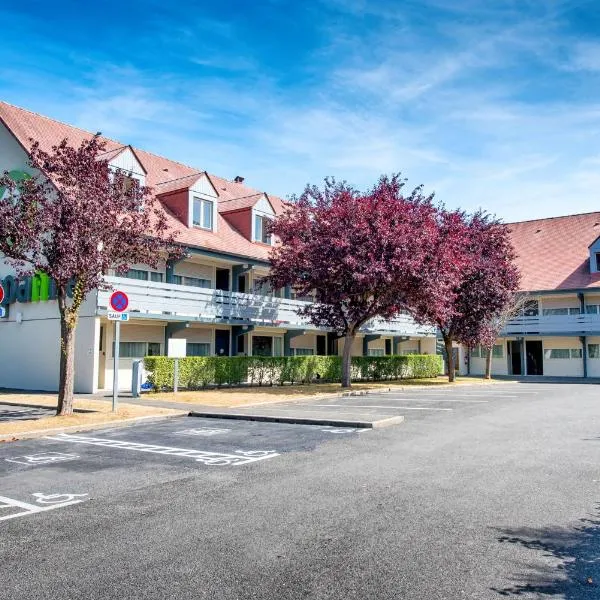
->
234, 175, 245, 184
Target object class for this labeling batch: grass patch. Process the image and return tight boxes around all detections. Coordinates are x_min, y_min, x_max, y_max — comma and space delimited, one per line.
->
148, 376, 497, 407
0, 392, 184, 437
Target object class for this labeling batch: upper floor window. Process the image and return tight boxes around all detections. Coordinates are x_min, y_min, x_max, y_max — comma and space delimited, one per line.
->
122, 269, 163, 282
193, 197, 213, 230
596, 253, 600, 272
254, 214, 272, 244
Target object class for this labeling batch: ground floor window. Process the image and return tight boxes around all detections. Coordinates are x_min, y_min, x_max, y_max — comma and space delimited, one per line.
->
544, 348, 582, 359
187, 342, 211, 357
114, 341, 161, 358
368, 348, 385, 357
295, 348, 314, 356
589, 344, 600, 358
471, 344, 504, 359
252, 336, 272, 357
252, 336, 283, 356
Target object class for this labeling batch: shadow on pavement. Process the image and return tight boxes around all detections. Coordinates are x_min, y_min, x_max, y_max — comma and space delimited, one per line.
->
490, 504, 600, 597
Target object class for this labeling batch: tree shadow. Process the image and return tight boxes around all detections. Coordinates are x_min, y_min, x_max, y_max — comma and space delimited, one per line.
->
491, 504, 600, 598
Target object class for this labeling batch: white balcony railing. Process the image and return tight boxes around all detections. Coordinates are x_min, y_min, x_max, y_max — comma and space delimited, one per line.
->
97, 276, 436, 337
503, 314, 600, 336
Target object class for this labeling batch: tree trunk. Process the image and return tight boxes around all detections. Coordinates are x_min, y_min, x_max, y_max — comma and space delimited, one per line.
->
57, 293, 77, 416
341, 330, 355, 388
485, 346, 493, 380
444, 334, 455, 383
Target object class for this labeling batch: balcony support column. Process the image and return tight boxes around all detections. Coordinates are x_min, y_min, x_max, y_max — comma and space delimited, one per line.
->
164, 322, 190, 354
232, 264, 253, 293
363, 334, 381, 356
520, 337, 526, 376
231, 325, 254, 356
581, 335, 588, 378
284, 330, 306, 356
165, 256, 185, 284
393, 336, 410, 355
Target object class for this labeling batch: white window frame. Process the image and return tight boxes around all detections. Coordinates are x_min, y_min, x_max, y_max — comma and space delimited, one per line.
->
192, 196, 214, 230
254, 214, 273, 245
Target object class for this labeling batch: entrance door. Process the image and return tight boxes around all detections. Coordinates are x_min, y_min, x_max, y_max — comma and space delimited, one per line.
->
252, 336, 273, 356
215, 329, 230, 356
508, 341, 522, 375
317, 335, 326, 356
526, 340, 543, 375
216, 268, 230, 292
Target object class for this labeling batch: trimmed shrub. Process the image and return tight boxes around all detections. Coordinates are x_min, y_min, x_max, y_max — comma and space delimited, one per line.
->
144, 354, 443, 392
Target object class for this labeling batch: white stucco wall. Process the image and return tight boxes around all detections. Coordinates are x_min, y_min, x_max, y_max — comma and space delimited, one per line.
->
103, 321, 165, 391
541, 336, 584, 377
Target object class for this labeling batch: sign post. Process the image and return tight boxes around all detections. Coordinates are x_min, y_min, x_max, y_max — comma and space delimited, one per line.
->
167, 338, 187, 394
108, 290, 129, 412
0, 283, 4, 318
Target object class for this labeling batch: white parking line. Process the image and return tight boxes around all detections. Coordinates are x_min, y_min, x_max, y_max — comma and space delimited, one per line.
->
364, 398, 488, 403
46, 433, 279, 466
315, 404, 453, 411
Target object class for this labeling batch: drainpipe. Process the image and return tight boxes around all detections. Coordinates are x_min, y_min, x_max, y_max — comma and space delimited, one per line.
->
580, 335, 588, 378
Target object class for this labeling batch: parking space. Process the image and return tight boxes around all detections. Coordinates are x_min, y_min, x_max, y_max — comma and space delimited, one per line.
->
0, 416, 367, 523
210, 383, 543, 425
0, 403, 55, 422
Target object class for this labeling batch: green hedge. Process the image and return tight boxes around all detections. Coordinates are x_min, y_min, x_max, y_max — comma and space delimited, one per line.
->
143, 354, 442, 391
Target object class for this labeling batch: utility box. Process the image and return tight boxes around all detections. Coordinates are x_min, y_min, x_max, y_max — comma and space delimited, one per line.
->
131, 359, 144, 398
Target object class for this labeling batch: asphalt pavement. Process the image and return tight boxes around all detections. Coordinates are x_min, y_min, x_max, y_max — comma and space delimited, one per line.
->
1, 382, 599, 599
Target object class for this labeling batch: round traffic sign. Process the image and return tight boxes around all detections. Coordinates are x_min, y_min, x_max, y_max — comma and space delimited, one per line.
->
109, 290, 129, 312
0, 283, 4, 304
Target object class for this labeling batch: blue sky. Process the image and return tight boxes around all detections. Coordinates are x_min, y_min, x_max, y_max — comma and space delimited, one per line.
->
1, 0, 600, 221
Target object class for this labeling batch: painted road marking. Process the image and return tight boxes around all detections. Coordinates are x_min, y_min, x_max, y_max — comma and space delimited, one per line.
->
362, 398, 488, 403
46, 433, 279, 466
321, 428, 361, 434
315, 404, 453, 411
5, 452, 79, 466
175, 428, 231, 437
0, 493, 88, 522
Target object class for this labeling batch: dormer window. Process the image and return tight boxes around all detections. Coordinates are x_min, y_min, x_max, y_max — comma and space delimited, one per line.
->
254, 214, 272, 244
193, 197, 213, 230
595, 253, 600, 272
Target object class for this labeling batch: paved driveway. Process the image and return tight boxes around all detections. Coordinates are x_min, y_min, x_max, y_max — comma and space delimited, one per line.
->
1, 382, 600, 599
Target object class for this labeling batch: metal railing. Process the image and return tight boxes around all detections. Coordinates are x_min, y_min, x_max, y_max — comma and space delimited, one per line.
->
97, 276, 436, 337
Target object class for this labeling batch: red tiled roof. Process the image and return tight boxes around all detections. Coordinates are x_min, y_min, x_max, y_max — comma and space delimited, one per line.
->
0, 101, 285, 262
219, 193, 264, 214
508, 212, 600, 291
155, 172, 206, 195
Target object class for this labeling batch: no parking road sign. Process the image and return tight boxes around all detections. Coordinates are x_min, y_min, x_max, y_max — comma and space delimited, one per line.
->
108, 290, 129, 321
109, 290, 129, 312
109, 290, 130, 413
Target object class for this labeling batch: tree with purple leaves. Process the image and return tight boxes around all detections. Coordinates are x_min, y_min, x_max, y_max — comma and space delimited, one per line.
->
0, 136, 180, 415
410, 212, 521, 381
267, 174, 452, 388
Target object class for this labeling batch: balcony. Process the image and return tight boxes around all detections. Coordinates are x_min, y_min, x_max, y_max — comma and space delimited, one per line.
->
97, 276, 436, 337
503, 313, 600, 336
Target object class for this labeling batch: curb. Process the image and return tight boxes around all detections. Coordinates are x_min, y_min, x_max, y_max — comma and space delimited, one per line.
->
188, 411, 404, 429
0, 400, 96, 413
0, 412, 187, 443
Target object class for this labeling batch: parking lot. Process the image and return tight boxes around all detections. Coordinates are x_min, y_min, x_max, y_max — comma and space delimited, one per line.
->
2, 382, 600, 599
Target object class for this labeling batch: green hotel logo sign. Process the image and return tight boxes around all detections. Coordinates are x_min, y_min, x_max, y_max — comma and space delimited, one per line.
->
0, 273, 76, 307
